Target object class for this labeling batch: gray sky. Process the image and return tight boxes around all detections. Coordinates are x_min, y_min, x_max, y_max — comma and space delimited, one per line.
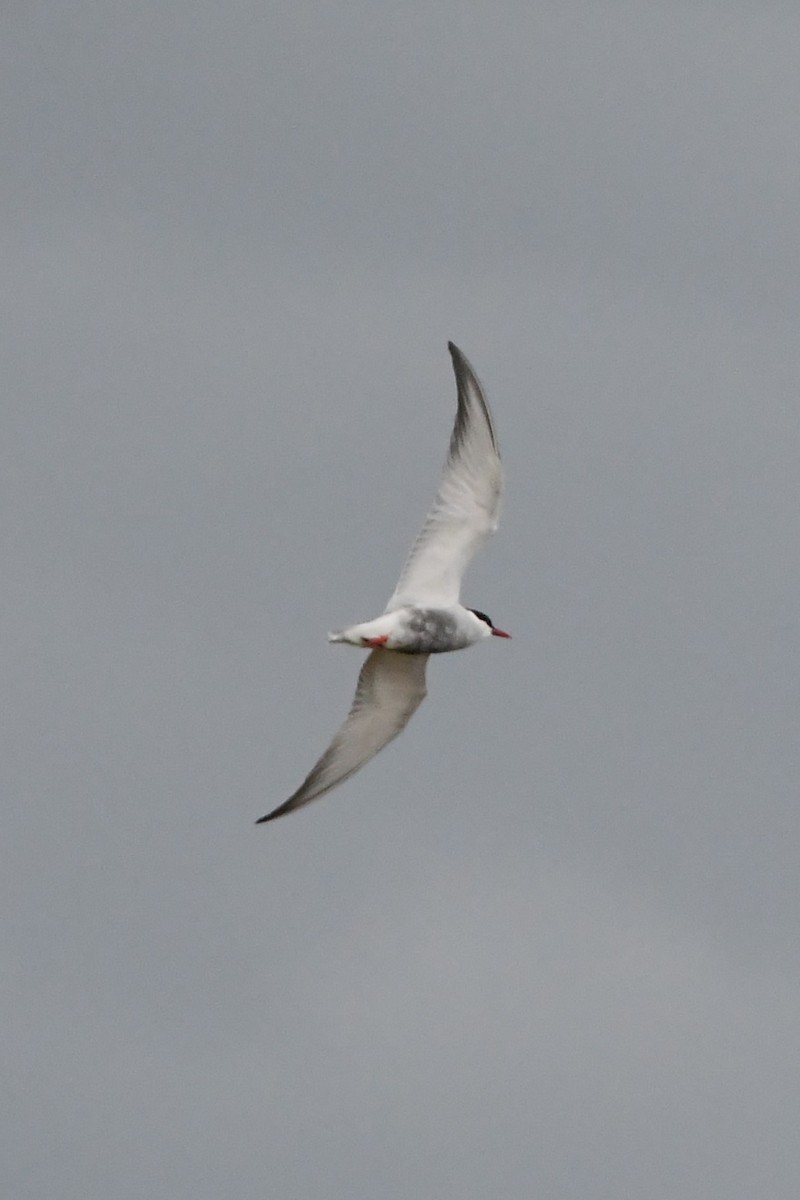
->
5, 3, 800, 1197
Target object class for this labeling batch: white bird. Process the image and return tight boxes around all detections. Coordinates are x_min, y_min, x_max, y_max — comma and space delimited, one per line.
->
257, 342, 509, 824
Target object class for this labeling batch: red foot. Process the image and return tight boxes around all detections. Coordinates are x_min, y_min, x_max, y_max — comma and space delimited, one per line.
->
363, 634, 390, 648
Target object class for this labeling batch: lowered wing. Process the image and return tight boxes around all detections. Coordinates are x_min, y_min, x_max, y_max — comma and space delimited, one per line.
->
257, 649, 429, 823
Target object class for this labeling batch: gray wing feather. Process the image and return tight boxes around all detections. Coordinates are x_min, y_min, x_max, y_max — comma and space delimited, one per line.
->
386, 342, 503, 611
257, 650, 429, 823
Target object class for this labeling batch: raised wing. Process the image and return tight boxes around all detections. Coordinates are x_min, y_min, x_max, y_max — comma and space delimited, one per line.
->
386, 342, 503, 611
257, 650, 429, 823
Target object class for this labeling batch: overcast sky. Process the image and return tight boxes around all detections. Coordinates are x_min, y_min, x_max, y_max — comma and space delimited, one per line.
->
4, 3, 800, 1197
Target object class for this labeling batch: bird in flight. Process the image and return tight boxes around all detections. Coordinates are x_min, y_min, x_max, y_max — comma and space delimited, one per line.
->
257, 342, 509, 823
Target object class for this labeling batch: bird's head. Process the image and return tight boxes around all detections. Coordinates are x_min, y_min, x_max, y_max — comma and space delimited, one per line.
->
468, 608, 511, 639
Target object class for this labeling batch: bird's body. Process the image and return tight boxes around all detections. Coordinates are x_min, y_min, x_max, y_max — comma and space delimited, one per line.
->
257, 342, 509, 824
328, 604, 504, 655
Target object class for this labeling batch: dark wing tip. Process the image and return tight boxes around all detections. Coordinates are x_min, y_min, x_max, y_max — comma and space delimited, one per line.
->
447, 342, 476, 375
445, 341, 499, 457
255, 800, 294, 824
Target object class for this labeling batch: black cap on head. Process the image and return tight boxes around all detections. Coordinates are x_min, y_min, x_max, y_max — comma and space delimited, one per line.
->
468, 608, 494, 629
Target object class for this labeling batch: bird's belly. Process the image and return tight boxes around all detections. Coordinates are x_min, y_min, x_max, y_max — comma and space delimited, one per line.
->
396, 608, 469, 653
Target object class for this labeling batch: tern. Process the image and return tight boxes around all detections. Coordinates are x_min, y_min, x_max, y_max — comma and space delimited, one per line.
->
257, 342, 509, 824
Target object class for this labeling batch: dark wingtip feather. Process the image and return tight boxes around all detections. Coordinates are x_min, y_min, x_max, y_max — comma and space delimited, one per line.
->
255, 803, 291, 824
445, 341, 499, 458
